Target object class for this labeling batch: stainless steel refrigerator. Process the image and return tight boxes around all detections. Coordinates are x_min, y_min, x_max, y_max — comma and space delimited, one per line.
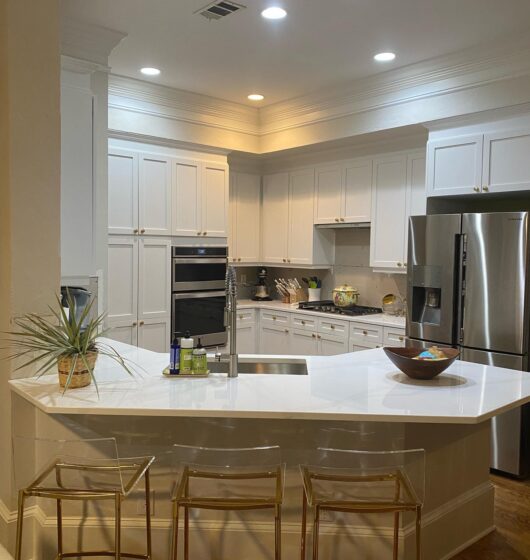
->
407, 212, 530, 477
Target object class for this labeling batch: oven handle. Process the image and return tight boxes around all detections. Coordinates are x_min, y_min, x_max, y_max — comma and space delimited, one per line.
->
172, 258, 227, 264
172, 291, 226, 300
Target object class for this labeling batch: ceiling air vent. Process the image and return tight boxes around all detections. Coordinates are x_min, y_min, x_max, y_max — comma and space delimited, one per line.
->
196, 1, 246, 20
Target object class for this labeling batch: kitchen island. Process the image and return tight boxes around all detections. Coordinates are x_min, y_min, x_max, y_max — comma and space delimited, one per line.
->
10, 341, 530, 559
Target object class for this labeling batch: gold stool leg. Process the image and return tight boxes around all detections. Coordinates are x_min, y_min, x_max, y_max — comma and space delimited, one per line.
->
416, 506, 422, 560
184, 506, 189, 560
300, 489, 307, 560
115, 493, 122, 560
57, 498, 63, 559
144, 468, 152, 559
393, 511, 399, 560
15, 490, 26, 560
312, 506, 320, 560
171, 501, 180, 560
275, 504, 282, 560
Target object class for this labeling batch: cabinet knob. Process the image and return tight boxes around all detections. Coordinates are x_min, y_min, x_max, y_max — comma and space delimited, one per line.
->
272, 316, 276, 320
133, 229, 139, 234
330, 325, 335, 330
238, 258, 242, 262
483, 186, 489, 192
473, 186, 480, 193
139, 320, 145, 326
132, 322, 137, 326
282, 258, 286, 263
285, 329, 289, 333
140, 228, 145, 234
340, 218, 345, 222
287, 259, 291, 263
362, 330, 368, 336
317, 334, 321, 339
197, 231, 201, 236
397, 262, 402, 267
399, 336, 404, 341
335, 218, 339, 222
301, 320, 305, 325
203, 231, 207, 236
312, 333, 316, 338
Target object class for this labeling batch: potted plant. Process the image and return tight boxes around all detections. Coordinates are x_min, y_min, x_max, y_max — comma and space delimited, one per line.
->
4, 291, 133, 394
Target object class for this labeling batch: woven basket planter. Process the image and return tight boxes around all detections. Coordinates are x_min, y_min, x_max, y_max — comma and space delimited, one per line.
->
57, 351, 98, 389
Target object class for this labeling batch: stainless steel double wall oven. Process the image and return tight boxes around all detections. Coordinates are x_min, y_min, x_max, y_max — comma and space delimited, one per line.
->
171, 246, 228, 348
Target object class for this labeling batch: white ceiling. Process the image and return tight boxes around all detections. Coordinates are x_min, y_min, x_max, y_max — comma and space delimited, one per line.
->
62, 0, 530, 106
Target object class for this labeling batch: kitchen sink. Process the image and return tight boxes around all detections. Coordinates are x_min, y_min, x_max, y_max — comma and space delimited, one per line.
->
207, 357, 308, 375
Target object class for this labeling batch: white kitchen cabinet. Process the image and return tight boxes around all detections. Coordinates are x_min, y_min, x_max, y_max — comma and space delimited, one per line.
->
370, 154, 408, 270
426, 134, 483, 197
261, 173, 289, 263
289, 329, 318, 356
319, 333, 349, 355
172, 158, 201, 237
108, 149, 139, 235
202, 162, 229, 237
259, 324, 291, 355
349, 340, 382, 352
107, 236, 170, 352
237, 324, 257, 354
370, 151, 426, 272
107, 323, 138, 347
288, 169, 316, 265
314, 159, 372, 225
483, 129, 530, 193
229, 172, 261, 263
139, 154, 172, 235
383, 326, 406, 347
349, 322, 383, 347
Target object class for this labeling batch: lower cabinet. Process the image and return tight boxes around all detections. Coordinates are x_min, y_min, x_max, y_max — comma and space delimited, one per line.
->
107, 318, 171, 353
289, 330, 319, 356
319, 333, 349, 355
260, 324, 291, 355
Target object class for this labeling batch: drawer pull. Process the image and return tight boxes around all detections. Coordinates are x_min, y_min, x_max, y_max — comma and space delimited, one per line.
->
301, 320, 305, 325
272, 316, 276, 321
335, 218, 339, 222
139, 320, 145, 326
132, 322, 137, 327
317, 334, 321, 339
397, 262, 402, 267
312, 333, 316, 338
362, 330, 368, 336
473, 186, 480, 193
140, 228, 145, 234
483, 185, 489, 192
340, 218, 345, 222
398, 336, 404, 341
284, 329, 289, 333
330, 325, 335, 330
133, 229, 139, 234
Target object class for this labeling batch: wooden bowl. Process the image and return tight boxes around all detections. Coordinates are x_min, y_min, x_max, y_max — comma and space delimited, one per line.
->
383, 346, 460, 380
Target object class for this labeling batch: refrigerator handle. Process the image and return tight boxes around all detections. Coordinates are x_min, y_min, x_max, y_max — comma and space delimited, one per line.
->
455, 233, 467, 345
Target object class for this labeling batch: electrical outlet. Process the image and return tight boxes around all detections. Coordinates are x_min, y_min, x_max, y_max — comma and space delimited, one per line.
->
136, 490, 156, 516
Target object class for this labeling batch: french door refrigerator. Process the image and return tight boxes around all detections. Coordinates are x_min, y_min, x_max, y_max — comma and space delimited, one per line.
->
407, 212, 530, 477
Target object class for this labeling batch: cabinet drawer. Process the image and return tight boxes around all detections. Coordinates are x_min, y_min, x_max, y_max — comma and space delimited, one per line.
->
291, 313, 317, 331
236, 309, 256, 325
317, 317, 349, 339
260, 310, 290, 326
349, 340, 383, 352
350, 322, 383, 344
383, 327, 406, 347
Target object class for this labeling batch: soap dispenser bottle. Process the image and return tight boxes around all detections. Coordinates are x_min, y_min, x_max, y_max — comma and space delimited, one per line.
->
180, 331, 194, 374
169, 332, 181, 375
192, 338, 208, 375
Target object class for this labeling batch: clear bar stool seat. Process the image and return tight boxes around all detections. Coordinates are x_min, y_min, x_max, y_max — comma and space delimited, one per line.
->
169, 444, 285, 560
13, 436, 155, 560
300, 448, 425, 560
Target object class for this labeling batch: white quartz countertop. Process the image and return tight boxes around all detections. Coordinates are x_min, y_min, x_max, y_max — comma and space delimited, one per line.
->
237, 299, 406, 327
9, 340, 530, 424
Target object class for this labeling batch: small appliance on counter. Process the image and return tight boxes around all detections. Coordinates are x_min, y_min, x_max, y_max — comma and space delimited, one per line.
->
382, 293, 405, 316
60, 285, 94, 330
298, 300, 382, 316
332, 284, 359, 307
252, 267, 272, 301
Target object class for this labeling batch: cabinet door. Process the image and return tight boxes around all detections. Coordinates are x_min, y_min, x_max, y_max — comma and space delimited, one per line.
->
106, 322, 138, 347
232, 172, 261, 262
138, 238, 171, 320
259, 325, 290, 355
138, 318, 170, 353
139, 155, 172, 235
261, 173, 289, 263
173, 159, 201, 237
236, 324, 257, 354
107, 237, 138, 323
318, 333, 349, 356
343, 159, 372, 223
426, 135, 483, 197
370, 155, 408, 271
108, 149, 138, 234
202, 162, 229, 237
289, 329, 318, 356
288, 169, 315, 265
314, 165, 343, 225
404, 152, 426, 266
483, 129, 530, 193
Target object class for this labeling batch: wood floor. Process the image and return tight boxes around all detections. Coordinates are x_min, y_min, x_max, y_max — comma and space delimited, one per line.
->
453, 475, 530, 559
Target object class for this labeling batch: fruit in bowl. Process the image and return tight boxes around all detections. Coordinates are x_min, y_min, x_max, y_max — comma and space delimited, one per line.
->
384, 346, 460, 380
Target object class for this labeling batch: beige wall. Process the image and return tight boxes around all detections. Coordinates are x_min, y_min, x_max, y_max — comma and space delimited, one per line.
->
0, 0, 61, 543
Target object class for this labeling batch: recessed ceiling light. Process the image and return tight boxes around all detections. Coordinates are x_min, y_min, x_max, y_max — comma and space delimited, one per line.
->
374, 52, 396, 62
261, 7, 287, 19
248, 94, 265, 101
140, 67, 161, 76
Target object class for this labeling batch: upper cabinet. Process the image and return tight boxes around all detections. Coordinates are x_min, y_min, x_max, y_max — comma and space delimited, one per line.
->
314, 159, 372, 225
229, 172, 261, 263
262, 170, 333, 267
427, 123, 530, 197
370, 150, 426, 273
108, 148, 171, 235
172, 159, 228, 238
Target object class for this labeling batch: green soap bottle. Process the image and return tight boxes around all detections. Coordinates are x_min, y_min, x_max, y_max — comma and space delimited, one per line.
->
192, 338, 208, 375
180, 331, 194, 374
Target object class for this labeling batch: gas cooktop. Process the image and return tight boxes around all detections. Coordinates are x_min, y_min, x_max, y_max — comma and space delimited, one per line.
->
298, 300, 382, 316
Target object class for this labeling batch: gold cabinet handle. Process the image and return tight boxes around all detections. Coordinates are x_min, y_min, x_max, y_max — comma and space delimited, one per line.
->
399, 336, 404, 341
272, 316, 276, 321
473, 186, 480, 193
287, 259, 291, 263
139, 320, 145, 326
362, 330, 368, 335
285, 329, 289, 333
203, 231, 207, 236
317, 334, 321, 339
133, 228, 139, 234
340, 218, 345, 222
301, 320, 305, 325
282, 258, 286, 263
312, 333, 316, 338
483, 186, 489, 192
330, 324, 335, 330
140, 228, 145, 234
197, 231, 201, 236
238, 258, 242, 262
397, 262, 402, 267
132, 322, 137, 326
334, 218, 339, 222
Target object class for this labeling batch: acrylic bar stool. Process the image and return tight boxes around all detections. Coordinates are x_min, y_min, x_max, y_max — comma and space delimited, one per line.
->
170, 444, 285, 560
300, 448, 425, 560
13, 436, 155, 560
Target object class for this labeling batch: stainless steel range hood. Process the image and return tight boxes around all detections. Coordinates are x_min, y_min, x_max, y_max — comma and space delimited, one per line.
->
315, 222, 371, 229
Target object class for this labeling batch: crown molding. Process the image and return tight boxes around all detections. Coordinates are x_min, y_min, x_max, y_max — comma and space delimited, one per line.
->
109, 74, 260, 137
61, 55, 109, 74
61, 18, 126, 66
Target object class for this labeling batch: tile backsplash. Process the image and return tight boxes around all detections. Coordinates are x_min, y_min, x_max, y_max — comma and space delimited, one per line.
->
235, 228, 406, 308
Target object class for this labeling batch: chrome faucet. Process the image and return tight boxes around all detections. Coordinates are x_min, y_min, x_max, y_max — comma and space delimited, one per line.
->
224, 266, 238, 378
